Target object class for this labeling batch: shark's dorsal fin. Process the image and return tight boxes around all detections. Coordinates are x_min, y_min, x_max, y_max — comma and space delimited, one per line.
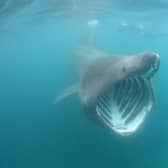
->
87, 19, 99, 47
79, 19, 99, 47
53, 84, 79, 104
72, 19, 100, 76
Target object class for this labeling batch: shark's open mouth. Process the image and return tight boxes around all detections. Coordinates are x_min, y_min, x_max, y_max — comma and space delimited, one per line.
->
96, 75, 154, 136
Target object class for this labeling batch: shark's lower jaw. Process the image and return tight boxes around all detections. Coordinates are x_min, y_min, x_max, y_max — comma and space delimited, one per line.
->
96, 76, 154, 136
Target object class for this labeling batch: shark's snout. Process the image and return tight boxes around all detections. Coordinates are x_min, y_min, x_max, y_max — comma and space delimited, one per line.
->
140, 52, 160, 77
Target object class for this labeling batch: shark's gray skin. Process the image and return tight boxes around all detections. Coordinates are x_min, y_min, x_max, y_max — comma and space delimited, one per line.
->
56, 34, 160, 136
79, 52, 159, 136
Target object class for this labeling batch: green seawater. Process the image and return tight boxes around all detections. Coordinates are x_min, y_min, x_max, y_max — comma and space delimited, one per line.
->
0, 1, 168, 168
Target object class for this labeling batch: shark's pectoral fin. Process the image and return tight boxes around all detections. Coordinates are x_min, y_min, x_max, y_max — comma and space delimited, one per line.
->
53, 84, 79, 104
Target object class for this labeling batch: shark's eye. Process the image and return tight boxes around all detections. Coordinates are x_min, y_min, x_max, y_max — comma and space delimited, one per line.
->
122, 67, 127, 73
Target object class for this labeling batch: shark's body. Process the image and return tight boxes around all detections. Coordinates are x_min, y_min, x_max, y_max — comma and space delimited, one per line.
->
56, 32, 160, 136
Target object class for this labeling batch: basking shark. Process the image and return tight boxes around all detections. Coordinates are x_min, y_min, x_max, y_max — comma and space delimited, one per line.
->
56, 29, 160, 136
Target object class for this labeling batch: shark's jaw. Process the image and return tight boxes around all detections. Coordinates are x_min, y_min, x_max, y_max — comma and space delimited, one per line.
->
96, 76, 153, 136
95, 58, 159, 136
79, 51, 160, 136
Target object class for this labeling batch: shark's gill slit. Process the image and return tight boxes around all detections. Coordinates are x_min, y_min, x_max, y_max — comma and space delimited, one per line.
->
124, 78, 145, 123
124, 77, 143, 121
119, 78, 134, 114
118, 79, 129, 108
121, 77, 140, 119
119, 78, 133, 114
128, 78, 147, 121
98, 97, 112, 119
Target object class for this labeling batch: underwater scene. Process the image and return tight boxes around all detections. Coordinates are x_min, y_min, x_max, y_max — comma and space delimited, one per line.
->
0, 0, 168, 168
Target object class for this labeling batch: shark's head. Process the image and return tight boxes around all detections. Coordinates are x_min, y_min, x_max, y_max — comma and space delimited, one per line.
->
80, 52, 160, 136
122, 52, 160, 78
